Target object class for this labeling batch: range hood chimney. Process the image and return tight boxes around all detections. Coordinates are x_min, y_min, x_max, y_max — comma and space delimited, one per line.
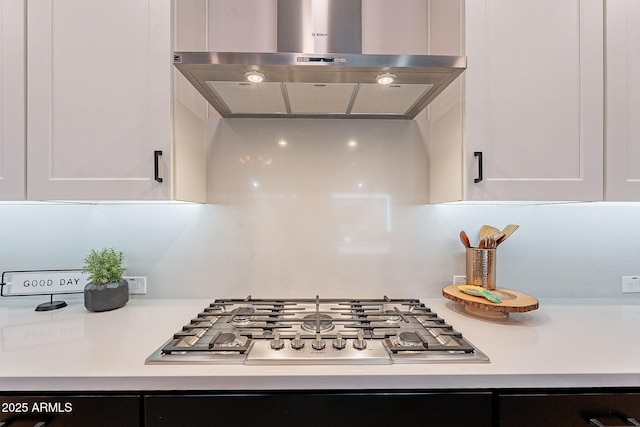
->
173, 0, 466, 120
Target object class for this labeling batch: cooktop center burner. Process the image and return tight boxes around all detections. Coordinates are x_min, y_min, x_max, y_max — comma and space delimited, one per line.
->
301, 313, 334, 333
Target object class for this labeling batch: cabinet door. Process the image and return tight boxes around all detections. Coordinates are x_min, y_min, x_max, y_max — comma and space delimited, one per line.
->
499, 392, 640, 427
605, 0, 640, 200
145, 391, 493, 427
464, 0, 603, 201
26, 0, 172, 200
0, 395, 140, 426
0, 0, 25, 200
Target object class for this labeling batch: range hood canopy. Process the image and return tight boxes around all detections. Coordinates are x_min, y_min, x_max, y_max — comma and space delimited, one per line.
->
173, 52, 465, 120
174, 0, 466, 120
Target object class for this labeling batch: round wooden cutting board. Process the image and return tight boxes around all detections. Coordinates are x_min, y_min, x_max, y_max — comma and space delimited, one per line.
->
442, 285, 539, 318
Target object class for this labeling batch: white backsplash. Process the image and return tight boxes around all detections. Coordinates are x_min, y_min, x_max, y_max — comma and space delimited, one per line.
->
1, 119, 639, 300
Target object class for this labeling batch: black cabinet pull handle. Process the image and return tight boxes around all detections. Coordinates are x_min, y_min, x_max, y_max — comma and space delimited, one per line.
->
473, 151, 483, 183
590, 417, 640, 427
154, 150, 163, 183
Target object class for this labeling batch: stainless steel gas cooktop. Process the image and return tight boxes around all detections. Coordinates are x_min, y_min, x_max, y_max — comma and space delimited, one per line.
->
145, 296, 488, 365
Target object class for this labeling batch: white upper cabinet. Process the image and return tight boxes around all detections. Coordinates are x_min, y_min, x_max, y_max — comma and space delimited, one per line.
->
430, 0, 604, 202
26, 0, 204, 201
465, 0, 604, 201
0, 0, 25, 200
605, 0, 640, 201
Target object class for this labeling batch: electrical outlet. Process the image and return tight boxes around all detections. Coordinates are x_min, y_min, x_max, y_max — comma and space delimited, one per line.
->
125, 276, 147, 295
621, 276, 640, 294
453, 275, 467, 285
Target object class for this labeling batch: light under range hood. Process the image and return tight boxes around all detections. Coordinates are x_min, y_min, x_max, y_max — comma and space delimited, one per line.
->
173, 0, 466, 120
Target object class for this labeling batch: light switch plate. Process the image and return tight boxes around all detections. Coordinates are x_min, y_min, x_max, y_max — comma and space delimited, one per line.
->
125, 276, 147, 295
453, 275, 467, 285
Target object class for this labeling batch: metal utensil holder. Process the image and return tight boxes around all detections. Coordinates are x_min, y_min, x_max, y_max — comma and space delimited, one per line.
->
465, 248, 496, 290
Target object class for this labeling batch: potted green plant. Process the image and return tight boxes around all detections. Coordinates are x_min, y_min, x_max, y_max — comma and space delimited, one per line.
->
82, 247, 129, 312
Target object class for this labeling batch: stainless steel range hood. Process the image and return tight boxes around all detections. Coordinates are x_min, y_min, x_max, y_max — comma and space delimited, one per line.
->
173, 0, 466, 120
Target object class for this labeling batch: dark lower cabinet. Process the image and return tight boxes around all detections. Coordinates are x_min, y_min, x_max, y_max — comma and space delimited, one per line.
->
499, 392, 640, 427
144, 391, 493, 427
0, 395, 141, 427
4, 388, 639, 426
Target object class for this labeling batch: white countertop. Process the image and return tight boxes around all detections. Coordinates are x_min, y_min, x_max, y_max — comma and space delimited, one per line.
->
1, 296, 639, 392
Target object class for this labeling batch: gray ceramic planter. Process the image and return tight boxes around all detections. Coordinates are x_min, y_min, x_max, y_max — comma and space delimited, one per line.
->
84, 279, 129, 312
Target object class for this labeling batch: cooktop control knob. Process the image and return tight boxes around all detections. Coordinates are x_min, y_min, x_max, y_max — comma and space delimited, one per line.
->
270, 332, 285, 350
311, 333, 326, 350
332, 333, 347, 350
353, 331, 367, 350
291, 332, 305, 350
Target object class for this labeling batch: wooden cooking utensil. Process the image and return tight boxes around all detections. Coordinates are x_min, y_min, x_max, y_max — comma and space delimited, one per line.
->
496, 224, 519, 246
478, 225, 501, 248
459, 230, 472, 248
479, 225, 500, 241
488, 230, 504, 245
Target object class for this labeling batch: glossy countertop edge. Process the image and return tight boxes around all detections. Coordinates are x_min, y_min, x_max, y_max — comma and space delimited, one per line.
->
1, 297, 639, 392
